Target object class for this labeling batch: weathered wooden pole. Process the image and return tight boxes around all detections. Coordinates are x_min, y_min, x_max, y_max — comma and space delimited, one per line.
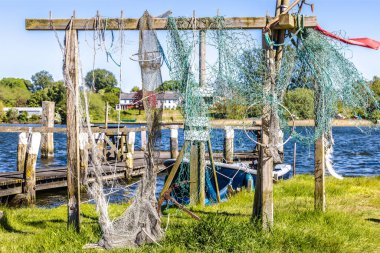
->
159, 141, 189, 199
170, 125, 179, 159
253, 0, 289, 231
189, 142, 199, 205
105, 102, 109, 129
41, 101, 55, 158
17, 132, 29, 172
23, 132, 41, 205
118, 130, 126, 161
198, 141, 206, 205
314, 76, 326, 212
125, 131, 135, 176
127, 131, 136, 154
224, 126, 234, 164
207, 138, 221, 202
140, 128, 147, 151
64, 19, 81, 231
79, 132, 88, 185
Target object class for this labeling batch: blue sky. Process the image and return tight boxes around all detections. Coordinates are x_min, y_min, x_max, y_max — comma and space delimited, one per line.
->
0, 0, 379, 92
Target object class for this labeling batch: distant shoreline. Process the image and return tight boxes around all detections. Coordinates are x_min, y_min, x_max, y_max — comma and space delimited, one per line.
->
100, 118, 378, 127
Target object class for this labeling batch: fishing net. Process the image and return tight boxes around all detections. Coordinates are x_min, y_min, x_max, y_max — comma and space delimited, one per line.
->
59, 11, 164, 249
165, 14, 378, 200
58, 10, 377, 249
164, 16, 264, 204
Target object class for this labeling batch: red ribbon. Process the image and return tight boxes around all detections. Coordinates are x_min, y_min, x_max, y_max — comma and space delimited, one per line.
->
314, 25, 380, 50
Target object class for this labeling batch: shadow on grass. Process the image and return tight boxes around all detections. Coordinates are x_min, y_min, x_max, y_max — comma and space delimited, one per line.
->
193, 210, 251, 217
24, 219, 65, 229
366, 218, 380, 223
0, 213, 29, 234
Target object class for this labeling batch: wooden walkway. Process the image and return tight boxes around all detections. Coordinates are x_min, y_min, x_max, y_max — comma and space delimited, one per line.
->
0, 151, 257, 198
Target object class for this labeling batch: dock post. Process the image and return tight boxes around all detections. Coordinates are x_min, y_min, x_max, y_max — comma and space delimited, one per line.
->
125, 131, 135, 178
128, 131, 135, 154
17, 132, 29, 172
314, 135, 326, 212
170, 125, 179, 159
118, 129, 126, 161
41, 101, 55, 158
224, 126, 234, 164
23, 132, 41, 206
79, 133, 88, 184
140, 128, 147, 151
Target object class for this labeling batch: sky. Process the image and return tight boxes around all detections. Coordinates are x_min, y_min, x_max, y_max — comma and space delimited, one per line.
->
0, 0, 379, 92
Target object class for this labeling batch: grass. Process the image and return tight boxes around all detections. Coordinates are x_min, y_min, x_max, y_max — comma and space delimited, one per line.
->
0, 175, 379, 252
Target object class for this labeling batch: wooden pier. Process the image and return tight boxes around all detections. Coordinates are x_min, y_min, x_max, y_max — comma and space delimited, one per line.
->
0, 120, 259, 200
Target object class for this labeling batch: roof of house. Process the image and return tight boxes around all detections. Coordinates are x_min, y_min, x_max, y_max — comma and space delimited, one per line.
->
157, 91, 179, 100
120, 92, 137, 100
120, 91, 179, 100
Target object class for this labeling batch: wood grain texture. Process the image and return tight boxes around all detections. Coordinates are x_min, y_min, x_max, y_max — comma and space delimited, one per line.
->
25, 16, 317, 30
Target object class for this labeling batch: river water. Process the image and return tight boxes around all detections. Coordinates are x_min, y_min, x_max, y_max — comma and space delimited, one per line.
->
1, 124, 379, 207
1, 124, 379, 177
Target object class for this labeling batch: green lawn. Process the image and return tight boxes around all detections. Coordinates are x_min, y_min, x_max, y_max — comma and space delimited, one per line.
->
0, 175, 379, 252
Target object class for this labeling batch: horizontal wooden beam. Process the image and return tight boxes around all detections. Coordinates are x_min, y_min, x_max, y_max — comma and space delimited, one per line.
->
25, 16, 317, 31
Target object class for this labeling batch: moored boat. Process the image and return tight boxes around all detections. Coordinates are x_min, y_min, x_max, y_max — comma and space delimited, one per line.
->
162, 159, 292, 205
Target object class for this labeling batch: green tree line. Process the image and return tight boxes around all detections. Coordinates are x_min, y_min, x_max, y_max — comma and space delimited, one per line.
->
0, 68, 120, 124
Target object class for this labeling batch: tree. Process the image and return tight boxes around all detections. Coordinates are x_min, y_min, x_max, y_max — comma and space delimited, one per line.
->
0, 78, 31, 106
97, 87, 121, 107
6, 108, 18, 123
157, 80, 179, 92
31, 70, 54, 91
131, 86, 140, 92
18, 111, 28, 123
85, 69, 117, 92
132, 90, 144, 114
27, 81, 67, 123
284, 88, 314, 120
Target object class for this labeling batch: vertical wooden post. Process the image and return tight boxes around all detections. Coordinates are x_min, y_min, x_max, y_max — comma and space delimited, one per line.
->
189, 142, 199, 205
17, 132, 29, 172
23, 132, 41, 205
189, 29, 207, 205
198, 142, 206, 206
125, 131, 135, 177
118, 130, 126, 161
253, 27, 275, 231
105, 102, 109, 129
41, 101, 55, 158
224, 126, 234, 164
79, 133, 88, 184
128, 131, 135, 154
293, 142, 297, 176
140, 128, 147, 151
170, 125, 179, 159
252, 0, 289, 231
199, 30, 206, 85
314, 135, 326, 211
64, 22, 81, 231
207, 138, 221, 203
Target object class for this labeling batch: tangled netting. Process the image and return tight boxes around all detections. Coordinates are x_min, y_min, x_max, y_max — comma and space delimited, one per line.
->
59, 11, 377, 249
165, 15, 377, 199
61, 11, 164, 249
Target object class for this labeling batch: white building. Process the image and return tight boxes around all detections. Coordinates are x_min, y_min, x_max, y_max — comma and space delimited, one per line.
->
3, 107, 42, 117
118, 91, 180, 110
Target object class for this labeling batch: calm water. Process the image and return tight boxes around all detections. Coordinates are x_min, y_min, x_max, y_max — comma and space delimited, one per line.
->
1, 124, 379, 207
0, 124, 379, 177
